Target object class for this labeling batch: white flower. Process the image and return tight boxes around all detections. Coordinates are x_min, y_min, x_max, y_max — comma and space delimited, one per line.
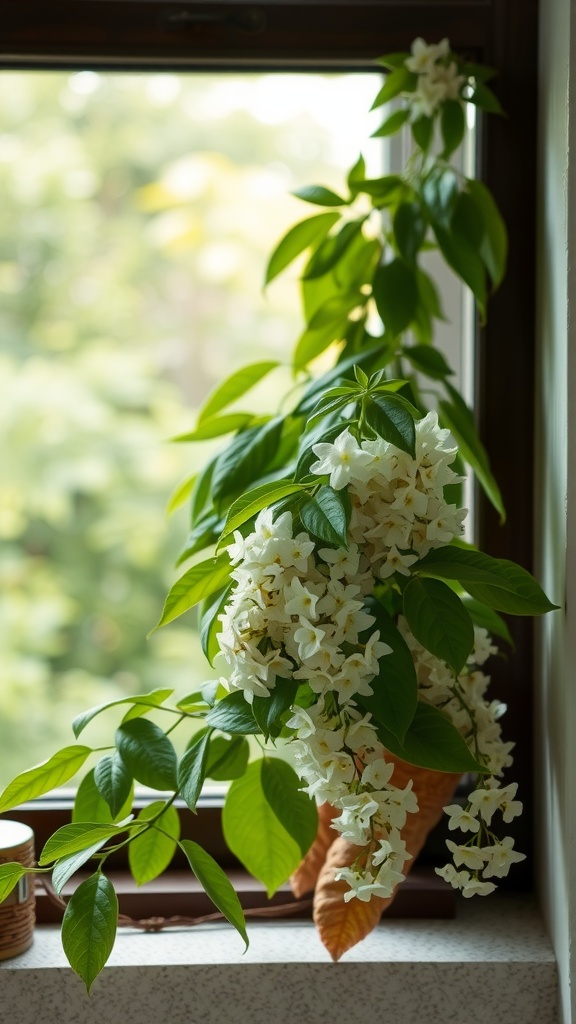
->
379, 545, 419, 579
310, 427, 373, 490
293, 616, 326, 662
445, 839, 486, 871
460, 875, 497, 898
499, 783, 523, 823
335, 868, 394, 903
405, 37, 450, 75
481, 837, 526, 879
468, 785, 507, 825
283, 576, 320, 620
443, 803, 481, 834
361, 758, 395, 790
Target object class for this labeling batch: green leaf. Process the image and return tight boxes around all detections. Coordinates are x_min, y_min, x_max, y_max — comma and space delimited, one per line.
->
223, 760, 303, 896
94, 753, 133, 819
198, 361, 280, 422
364, 394, 416, 457
438, 386, 505, 521
371, 67, 417, 108
211, 417, 284, 505
150, 553, 231, 632
403, 576, 474, 675
171, 413, 254, 443
206, 735, 250, 781
416, 546, 559, 615
0, 863, 28, 904
303, 219, 365, 280
293, 315, 349, 369
265, 212, 340, 284
219, 480, 306, 542
466, 178, 508, 288
468, 81, 503, 114
180, 840, 248, 948
190, 455, 218, 524
199, 585, 232, 667
441, 99, 466, 157
421, 167, 460, 228
357, 598, 418, 742
61, 872, 118, 993
295, 419, 358, 481
166, 473, 196, 515
347, 153, 366, 196
393, 202, 426, 263
52, 837, 113, 895
372, 259, 418, 337
352, 174, 404, 204
0, 745, 93, 812
452, 191, 485, 250
300, 485, 350, 548
416, 268, 446, 320
128, 802, 180, 885
73, 770, 114, 825
461, 595, 513, 647
73, 689, 173, 739
115, 719, 178, 790
411, 115, 434, 151
176, 509, 222, 565
261, 757, 318, 858
252, 678, 299, 741
372, 107, 410, 137
403, 344, 454, 380
433, 224, 487, 319
376, 51, 410, 71
375, 702, 486, 774
205, 690, 261, 735
178, 729, 212, 812
40, 822, 131, 865
292, 184, 348, 207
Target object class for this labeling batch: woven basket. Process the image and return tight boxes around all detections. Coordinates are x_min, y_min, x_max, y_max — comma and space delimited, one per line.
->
0, 820, 35, 960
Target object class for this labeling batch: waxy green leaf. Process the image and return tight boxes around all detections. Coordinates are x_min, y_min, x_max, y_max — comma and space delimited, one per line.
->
393, 202, 426, 264
172, 412, 254, 443
205, 690, 260, 735
223, 759, 303, 896
372, 107, 410, 138
40, 821, 132, 865
115, 719, 178, 791
357, 598, 418, 742
211, 417, 284, 505
198, 361, 280, 422
180, 839, 248, 948
466, 178, 508, 288
61, 872, 118, 992
438, 385, 505, 521
0, 745, 93, 812
416, 546, 558, 615
403, 576, 474, 675
252, 678, 299, 741
261, 757, 318, 858
372, 259, 418, 337
150, 553, 231, 632
292, 184, 348, 207
219, 479, 305, 542
0, 863, 28, 904
441, 99, 466, 157
206, 734, 250, 781
128, 802, 180, 885
364, 394, 416, 457
376, 702, 486, 774
265, 212, 340, 284
199, 584, 232, 667
73, 688, 173, 739
178, 729, 212, 812
300, 485, 350, 547
94, 753, 133, 819
371, 67, 417, 108
52, 837, 112, 895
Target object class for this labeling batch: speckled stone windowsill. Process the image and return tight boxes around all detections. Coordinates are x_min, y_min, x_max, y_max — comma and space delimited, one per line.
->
0, 895, 557, 1024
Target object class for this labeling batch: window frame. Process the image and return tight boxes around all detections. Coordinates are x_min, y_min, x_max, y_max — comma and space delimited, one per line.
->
0, 0, 539, 913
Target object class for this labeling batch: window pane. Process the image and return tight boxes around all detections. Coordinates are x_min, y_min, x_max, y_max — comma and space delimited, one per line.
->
0, 70, 385, 786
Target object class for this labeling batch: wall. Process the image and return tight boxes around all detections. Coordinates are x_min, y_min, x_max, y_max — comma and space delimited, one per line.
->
536, 0, 576, 1021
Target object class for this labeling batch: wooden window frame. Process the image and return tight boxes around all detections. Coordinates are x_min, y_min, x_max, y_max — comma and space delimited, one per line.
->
0, 0, 539, 917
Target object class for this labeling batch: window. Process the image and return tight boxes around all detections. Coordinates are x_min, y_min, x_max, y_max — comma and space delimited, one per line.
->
1, 0, 539, 913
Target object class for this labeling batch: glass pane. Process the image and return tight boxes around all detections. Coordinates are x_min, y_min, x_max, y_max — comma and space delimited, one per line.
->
0, 70, 386, 785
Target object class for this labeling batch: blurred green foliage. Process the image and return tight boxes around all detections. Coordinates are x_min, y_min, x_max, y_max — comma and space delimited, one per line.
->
0, 69, 381, 783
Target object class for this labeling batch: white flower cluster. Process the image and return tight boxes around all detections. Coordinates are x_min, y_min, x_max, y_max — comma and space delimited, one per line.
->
216, 413, 520, 901
405, 37, 466, 118
400, 622, 525, 894
310, 413, 466, 578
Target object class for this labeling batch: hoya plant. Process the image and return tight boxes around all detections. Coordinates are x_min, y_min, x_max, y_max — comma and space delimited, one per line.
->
0, 38, 556, 989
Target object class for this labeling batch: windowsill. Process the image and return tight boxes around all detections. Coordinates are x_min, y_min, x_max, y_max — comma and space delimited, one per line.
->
0, 895, 557, 1024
